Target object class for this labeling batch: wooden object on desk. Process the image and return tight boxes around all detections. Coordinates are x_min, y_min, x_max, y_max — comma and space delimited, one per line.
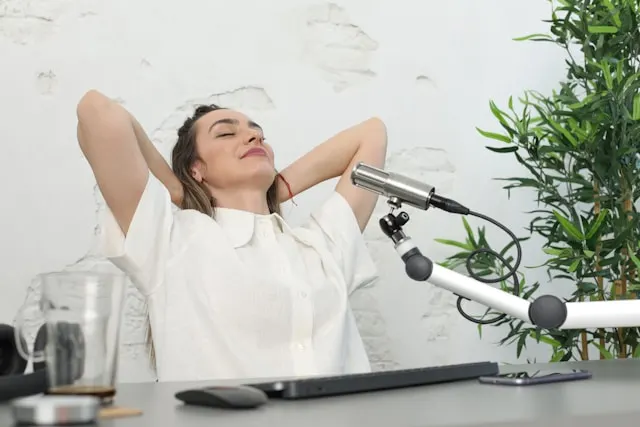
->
99, 406, 143, 419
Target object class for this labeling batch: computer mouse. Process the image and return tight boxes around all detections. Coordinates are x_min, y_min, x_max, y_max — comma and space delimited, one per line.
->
175, 385, 268, 409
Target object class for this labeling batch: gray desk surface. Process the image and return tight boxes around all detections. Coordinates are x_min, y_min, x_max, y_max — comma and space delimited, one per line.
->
1, 359, 639, 426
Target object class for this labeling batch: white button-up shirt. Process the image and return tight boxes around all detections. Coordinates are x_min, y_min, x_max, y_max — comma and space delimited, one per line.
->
100, 173, 378, 382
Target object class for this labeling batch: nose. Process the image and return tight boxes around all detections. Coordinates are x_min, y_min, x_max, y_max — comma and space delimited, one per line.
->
245, 131, 264, 146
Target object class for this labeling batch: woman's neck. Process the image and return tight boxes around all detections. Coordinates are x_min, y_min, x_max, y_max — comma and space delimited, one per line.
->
213, 189, 270, 215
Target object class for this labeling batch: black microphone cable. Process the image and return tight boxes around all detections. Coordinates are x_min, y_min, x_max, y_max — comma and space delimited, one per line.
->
429, 194, 523, 325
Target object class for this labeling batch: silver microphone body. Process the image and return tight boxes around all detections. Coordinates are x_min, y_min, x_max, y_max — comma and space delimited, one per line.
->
350, 162, 435, 210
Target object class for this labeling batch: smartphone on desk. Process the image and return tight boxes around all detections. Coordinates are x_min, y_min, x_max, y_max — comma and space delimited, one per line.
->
478, 368, 592, 386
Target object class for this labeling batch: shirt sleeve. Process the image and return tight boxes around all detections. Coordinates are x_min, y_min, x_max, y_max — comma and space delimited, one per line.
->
98, 172, 173, 296
305, 191, 378, 295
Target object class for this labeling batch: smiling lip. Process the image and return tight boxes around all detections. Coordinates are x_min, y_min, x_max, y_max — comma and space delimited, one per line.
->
241, 148, 267, 159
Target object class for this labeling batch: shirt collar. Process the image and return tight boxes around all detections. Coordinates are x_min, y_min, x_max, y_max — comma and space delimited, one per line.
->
214, 207, 288, 248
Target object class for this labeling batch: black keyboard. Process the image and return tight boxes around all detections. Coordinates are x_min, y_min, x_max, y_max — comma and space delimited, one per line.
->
247, 361, 498, 399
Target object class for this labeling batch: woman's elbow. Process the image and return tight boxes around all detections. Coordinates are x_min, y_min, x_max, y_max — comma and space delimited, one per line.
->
364, 116, 386, 132
76, 90, 111, 119
362, 117, 388, 158
365, 116, 387, 140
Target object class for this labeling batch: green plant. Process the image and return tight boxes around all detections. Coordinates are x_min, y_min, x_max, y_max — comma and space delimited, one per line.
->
437, 0, 640, 361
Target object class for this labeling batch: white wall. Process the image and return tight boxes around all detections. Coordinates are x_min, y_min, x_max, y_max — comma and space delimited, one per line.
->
0, 0, 572, 382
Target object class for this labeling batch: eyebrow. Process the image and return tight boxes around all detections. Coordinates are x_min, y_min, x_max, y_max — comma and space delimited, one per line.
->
208, 118, 263, 134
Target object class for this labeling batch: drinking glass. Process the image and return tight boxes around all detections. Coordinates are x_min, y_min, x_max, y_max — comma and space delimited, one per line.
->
14, 271, 126, 403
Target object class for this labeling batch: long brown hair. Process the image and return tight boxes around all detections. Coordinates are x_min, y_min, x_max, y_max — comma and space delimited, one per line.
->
144, 104, 281, 372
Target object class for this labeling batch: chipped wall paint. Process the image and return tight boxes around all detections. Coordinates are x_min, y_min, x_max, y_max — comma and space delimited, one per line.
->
1, 0, 570, 381
302, 3, 379, 92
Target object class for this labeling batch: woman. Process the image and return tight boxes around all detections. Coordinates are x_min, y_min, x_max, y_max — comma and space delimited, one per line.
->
76, 90, 388, 381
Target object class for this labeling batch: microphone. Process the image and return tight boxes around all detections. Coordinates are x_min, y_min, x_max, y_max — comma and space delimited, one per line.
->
351, 162, 640, 331
350, 162, 470, 214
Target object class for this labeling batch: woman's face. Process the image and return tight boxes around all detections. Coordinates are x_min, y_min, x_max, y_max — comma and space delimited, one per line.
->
191, 108, 276, 191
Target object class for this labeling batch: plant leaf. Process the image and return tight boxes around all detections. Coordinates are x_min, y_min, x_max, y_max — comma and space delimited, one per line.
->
488, 100, 512, 128
546, 117, 579, 146
633, 93, 640, 120
552, 211, 585, 241
529, 331, 561, 347
627, 244, 640, 271
486, 145, 519, 153
461, 217, 477, 248
601, 0, 622, 27
512, 33, 553, 41
434, 238, 473, 251
516, 333, 527, 357
568, 258, 580, 272
593, 343, 614, 359
543, 247, 573, 257
476, 127, 512, 143
585, 209, 609, 239
587, 25, 618, 33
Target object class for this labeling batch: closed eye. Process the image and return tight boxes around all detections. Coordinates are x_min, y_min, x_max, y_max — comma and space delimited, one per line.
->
216, 133, 235, 138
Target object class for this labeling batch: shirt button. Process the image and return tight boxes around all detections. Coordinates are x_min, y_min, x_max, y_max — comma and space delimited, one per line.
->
297, 343, 305, 351
300, 291, 307, 298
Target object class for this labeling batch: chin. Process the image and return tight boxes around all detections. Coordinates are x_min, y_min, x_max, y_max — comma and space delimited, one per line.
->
244, 164, 276, 183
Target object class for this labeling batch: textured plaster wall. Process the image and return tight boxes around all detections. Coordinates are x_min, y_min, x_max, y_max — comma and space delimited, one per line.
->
1, 0, 571, 382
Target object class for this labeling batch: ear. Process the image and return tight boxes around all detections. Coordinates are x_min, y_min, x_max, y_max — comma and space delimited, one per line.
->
190, 161, 205, 183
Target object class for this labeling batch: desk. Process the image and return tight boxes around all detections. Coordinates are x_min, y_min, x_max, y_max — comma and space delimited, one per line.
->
1, 359, 638, 426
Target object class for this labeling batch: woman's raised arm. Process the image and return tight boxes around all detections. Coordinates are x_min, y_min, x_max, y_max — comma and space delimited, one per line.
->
278, 117, 388, 231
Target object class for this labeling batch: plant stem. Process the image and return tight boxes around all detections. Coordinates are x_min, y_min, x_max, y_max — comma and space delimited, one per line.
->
622, 193, 635, 299
617, 193, 634, 358
593, 181, 605, 359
